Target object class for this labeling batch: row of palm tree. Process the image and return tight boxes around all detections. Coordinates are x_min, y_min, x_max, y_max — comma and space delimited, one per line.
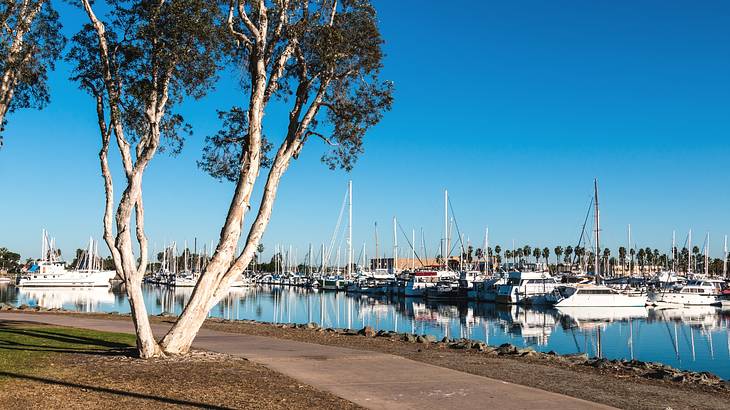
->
461, 244, 729, 276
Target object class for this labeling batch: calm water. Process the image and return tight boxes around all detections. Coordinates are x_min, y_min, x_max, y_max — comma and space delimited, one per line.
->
2, 284, 730, 379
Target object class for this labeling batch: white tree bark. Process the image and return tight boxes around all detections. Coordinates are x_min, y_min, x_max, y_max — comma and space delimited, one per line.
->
81, 0, 169, 358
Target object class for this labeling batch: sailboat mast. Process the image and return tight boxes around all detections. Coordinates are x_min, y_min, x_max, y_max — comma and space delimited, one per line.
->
443, 189, 448, 269
705, 233, 709, 276
347, 180, 353, 278
722, 235, 727, 277
374, 222, 379, 269
485, 227, 489, 274
411, 229, 416, 271
593, 178, 600, 284
672, 230, 676, 272
628, 224, 632, 275
688, 229, 692, 274
393, 216, 398, 272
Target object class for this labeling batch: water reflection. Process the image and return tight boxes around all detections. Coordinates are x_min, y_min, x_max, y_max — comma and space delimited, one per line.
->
1, 283, 729, 379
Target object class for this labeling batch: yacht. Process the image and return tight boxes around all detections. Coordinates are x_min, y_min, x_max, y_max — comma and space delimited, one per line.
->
654, 279, 727, 306
404, 269, 455, 297
17, 233, 115, 288
495, 270, 559, 305
548, 284, 648, 307
470, 275, 507, 302
229, 274, 255, 288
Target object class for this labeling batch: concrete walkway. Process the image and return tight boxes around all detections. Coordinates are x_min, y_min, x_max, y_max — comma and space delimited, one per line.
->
0, 312, 613, 410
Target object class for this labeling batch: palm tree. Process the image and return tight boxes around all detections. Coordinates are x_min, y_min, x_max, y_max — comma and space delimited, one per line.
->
564, 246, 573, 269
532, 247, 541, 264
523, 245, 531, 263
637, 248, 646, 274
629, 247, 636, 274
603, 248, 611, 276
542, 247, 550, 271
505, 249, 512, 265
618, 246, 626, 275
554, 246, 563, 271
494, 245, 502, 265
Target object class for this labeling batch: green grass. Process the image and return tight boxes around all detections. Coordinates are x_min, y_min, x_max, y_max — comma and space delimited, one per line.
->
0, 322, 136, 377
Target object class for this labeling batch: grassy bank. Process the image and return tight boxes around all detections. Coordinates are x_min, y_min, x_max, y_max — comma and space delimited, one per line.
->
0, 320, 357, 409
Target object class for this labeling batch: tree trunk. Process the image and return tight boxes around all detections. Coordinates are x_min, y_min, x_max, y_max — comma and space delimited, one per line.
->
126, 276, 161, 358
161, 140, 296, 355
159, 54, 268, 355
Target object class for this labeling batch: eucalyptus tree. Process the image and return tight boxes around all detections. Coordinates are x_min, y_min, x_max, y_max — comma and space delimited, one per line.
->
159, 0, 392, 355
69, 0, 225, 357
0, 0, 64, 146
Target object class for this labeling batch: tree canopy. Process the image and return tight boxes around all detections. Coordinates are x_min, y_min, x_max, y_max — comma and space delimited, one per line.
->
0, 0, 65, 147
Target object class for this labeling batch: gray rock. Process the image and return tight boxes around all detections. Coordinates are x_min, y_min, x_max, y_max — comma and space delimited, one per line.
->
358, 326, 376, 337
401, 333, 416, 343
416, 336, 427, 344
423, 335, 437, 343
496, 343, 518, 355
305, 322, 320, 329
562, 352, 589, 363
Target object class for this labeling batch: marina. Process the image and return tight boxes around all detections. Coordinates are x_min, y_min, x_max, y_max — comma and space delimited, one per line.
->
3, 283, 730, 380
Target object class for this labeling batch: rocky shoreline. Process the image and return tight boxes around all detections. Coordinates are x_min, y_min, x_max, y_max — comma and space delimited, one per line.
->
3, 303, 727, 392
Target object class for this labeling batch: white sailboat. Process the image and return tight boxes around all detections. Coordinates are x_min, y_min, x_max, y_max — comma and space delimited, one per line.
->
549, 180, 647, 307
17, 231, 115, 288
404, 190, 456, 297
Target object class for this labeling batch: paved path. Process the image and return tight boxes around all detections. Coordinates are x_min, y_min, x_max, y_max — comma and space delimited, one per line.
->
0, 312, 613, 410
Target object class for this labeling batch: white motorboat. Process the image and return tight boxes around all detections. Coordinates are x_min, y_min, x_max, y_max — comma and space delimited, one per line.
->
549, 284, 648, 307
653, 279, 727, 306
17, 232, 115, 288
229, 274, 255, 288
469, 276, 506, 302
404, 269, 455, 297
495, 270, 558, 305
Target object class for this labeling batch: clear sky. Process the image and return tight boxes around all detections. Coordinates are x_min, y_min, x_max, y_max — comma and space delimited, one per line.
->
1, 0, 728, 262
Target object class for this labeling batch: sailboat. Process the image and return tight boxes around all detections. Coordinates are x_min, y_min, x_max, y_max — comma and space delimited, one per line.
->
548, 180, 648, 307
17, 231, 116, 287
321, 181, 353, 291
405, 190, 457, 297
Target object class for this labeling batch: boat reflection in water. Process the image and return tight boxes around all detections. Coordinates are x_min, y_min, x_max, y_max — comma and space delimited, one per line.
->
3, 284, 730, 379
16, 286, 115, 312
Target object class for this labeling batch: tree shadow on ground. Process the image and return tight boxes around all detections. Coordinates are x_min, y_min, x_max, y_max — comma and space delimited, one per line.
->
0, 320, 137, 357
0, 371, 233, 409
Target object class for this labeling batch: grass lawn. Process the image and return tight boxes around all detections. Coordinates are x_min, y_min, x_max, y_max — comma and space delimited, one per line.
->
0, 321, 136, 377
0, 320, 357, 409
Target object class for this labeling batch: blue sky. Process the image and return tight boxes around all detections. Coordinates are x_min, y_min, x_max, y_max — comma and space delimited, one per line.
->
1, 0, 729, 261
